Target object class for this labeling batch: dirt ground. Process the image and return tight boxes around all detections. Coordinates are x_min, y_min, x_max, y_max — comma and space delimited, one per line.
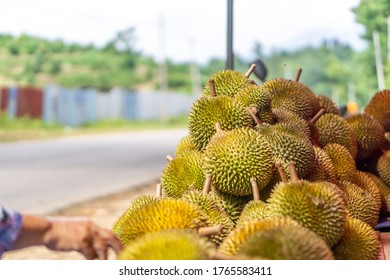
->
3, 180, 158, 260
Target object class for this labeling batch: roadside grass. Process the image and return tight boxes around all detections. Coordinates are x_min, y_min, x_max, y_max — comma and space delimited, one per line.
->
0, 113, 188, 142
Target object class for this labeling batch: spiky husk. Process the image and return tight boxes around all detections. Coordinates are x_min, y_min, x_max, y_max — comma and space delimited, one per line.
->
203, 128, 274, 196
346, 113, 385, 160
305, 146, 339, 184
315, 113, 358, 158
318, 94, 340, 115
377, 151, 390, 187
323, 143, 357, 182
364, 89, 390, 131
332, 216, 380, 260
271, 108, 311, 138
188, 96, 253, 151
364, 173, 390, 214
237, 222, 334, 260
118, 229, 216, 260
175, 135, 198, 156
161, 150, 205, 198
299, 82, 322, 118
117, 198, 210, 245
203, 70, 250, 97
266, 180, 347, 246
235, 200, 269, 226
355, 171, 382, 213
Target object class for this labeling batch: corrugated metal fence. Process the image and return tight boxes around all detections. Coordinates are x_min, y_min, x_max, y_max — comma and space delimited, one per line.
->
0, 86, 197, 126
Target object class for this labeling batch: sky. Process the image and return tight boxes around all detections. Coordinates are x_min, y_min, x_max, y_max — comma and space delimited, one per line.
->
0, 0, 365, 63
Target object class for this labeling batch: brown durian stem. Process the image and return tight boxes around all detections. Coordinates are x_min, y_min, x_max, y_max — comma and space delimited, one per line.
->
198, 225, 223, 236
310, 108, 326, 125
244, 64, 256, 78
166, 155, 174, 162
250, 177, 260, 202
288, 161, 300, 182
275, 161, 288, 183
294, 68, 303, 82
215, 122, 223, 133
203, 174, 212, 194
156, 183, 162, 198
249, 79, 258, 86
247, 106, 263, 127
209, 79, 217, 97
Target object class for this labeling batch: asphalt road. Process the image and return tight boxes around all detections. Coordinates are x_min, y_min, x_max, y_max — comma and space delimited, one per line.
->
0, 129, 187, 215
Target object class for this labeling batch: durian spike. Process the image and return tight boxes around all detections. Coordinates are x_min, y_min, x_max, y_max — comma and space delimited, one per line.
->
288, 161, 300, 183
250, 177, 260, 202
275, 161, 288, 183
215, 122, 223, 133
156, 183, 162, 197
294, 68, 303, 82
198, 225, 224, 236
247, 106, 263, 127
209, 79, 217, 97
203, 174, 212, 194
309, 108, 326, 125
166, 155, 174, 162
244, 63, 256, 78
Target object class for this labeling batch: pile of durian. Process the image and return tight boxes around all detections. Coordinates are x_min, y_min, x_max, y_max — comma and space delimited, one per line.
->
113, 65, 390, 260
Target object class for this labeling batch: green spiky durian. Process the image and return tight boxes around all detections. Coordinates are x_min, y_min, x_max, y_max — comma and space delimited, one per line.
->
364, 173, 390, 214
261, 78, 313, 120
315, 113, 358, 158
346, 113, 385, 160
267, 179, 347, 246
203, 70, 251, 97
203, 127, 274, 196
219, 216, 300, 256
364, 89, 390, 131
332, 216, 380, 260
355, 171, 382, 212
235, 200, 269, 226
318, 94, 340, 115
340, 180, 380, 227
237, 221, 334, 260
181, 190, 234, 245
377, 150, 390, 187
298, 82, 322, 118
161, 150, 205, 198
117, 198, 210, 245
175, 135, 198, 156
118, 229, 216, 260
323, 143, 357, 182
188, 95, 253, 151
305, 146, 339, 184
112, 195, 158, 237
271, 107, 311, 138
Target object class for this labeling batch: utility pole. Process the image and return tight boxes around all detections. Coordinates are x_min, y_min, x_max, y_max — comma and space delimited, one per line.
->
226, 0, 234, 70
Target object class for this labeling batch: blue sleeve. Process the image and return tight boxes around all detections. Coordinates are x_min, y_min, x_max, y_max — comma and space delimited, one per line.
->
0, 206, 23, 258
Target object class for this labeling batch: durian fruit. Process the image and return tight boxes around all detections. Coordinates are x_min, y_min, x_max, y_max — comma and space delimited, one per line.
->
236, 221, 334, 260
188, 80, 253, 151
181, 182, 234, 245
202, 65, 255, 97
266, 162, 347, 246
219, 216, 300, 256
365, 173, 390, 214
112, 195, 159, 237
323, 143, 357, 183
161, 150, 205, 198
332, 216, 381, 260
203, 126, 274, 196
346, 113, 386, 160
118, 229, 216, 260
174, 135, 198, 156
318, 94, 340, 115
271, 107, 311, 138
364, 89, 390, 131
377, 150, 390, 187
234, 84, 273, 123
315, 113, 358, 158
339, 180, 380, 227
261, 78, 313, 120
298, 81, 322, 119
116, 198, 211, 245
355, 171, 382, 213
305, 146, 339, 185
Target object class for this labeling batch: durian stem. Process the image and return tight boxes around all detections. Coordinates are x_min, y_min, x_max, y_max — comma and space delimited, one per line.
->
250, 177, 260, 202
310, 108, 326, 125
275, 161, 288, 183
244, 64, 256, 78
247, 106, 263, 127
249, 79, 258, 86
215, 122, 223, 133
203, 174, 212, 194
198, 225, 223, 236
156, 183, 162, 197
166, 155, 174, 162
294, 68, 303, 82
288, 161, 300, 182
209, 79, 217, 97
